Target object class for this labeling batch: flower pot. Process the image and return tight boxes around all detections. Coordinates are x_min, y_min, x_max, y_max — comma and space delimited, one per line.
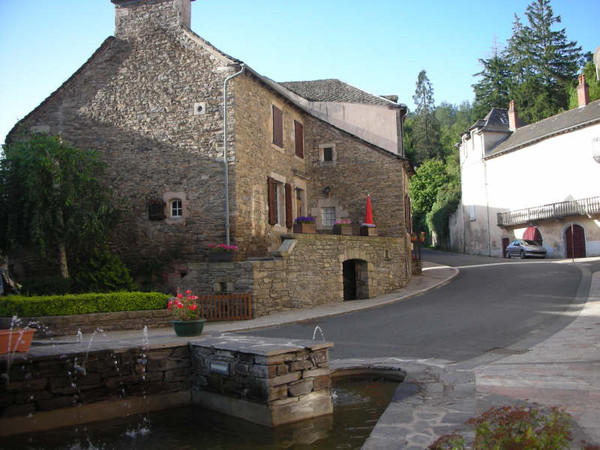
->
209, 252, 235, 263
171, 319, 206, 337
333, 224, 352, 235
0, 328, 36, 354
293, 223, 316, 234
360, 226, 378, 236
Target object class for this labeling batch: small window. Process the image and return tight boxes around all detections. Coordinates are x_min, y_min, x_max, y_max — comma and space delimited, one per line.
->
272, 105, 283, 148
267, 177, 292, 227
323, 147, 333, 161
170, 199, 183, 218
322, 207, 336, 227
148, 200, 166, 221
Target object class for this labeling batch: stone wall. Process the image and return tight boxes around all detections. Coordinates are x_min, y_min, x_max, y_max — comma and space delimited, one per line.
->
0, 344, 191, 435
190, 335, 333, 426
0, 310, 172, 338
179, 233, 410, 317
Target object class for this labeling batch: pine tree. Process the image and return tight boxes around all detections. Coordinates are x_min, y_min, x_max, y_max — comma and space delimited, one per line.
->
472, 46, 512, 119
410, 70, 441, 165
506, 0, 583, 122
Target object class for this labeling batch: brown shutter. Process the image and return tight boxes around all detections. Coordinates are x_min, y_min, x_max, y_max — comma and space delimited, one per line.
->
267, 177, 276, 225
285, 183, 293, 228
273, 106, 283, 147
294, 121, 304, 158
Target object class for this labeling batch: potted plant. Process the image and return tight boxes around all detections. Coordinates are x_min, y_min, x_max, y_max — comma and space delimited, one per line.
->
0, 327, 37, 354
208, 243, 238, 262
360, 223, 378, 236
333, 219, 353, 235
293, 216, 316, 234
167, 289, 206, 336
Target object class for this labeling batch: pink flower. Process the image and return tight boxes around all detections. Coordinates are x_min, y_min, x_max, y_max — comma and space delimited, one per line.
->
188, 304, 198, 311
185, 289, 192, 295
177, 293, 183, 299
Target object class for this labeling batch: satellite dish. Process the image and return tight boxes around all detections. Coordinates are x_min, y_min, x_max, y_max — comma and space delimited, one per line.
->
593, 46, 600, 81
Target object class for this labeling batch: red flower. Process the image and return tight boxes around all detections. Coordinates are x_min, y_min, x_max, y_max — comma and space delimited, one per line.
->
177, 293, 183, 299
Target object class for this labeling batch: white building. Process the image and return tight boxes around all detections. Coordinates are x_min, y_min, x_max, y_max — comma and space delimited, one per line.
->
450, 75, 600, 258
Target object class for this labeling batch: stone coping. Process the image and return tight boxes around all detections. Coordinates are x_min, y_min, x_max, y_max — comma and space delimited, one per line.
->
190, 334, 333, 356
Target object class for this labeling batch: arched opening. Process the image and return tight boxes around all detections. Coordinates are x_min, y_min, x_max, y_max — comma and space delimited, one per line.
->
565, 224, 586, 259
343, 259, 369, 300
523, 226, 542, 245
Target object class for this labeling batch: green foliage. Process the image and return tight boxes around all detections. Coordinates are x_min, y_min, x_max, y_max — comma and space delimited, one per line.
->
0, 292, 169, 317
429, 405, 572, 449
410, 70, 442, 165
473, 0, 585, 123
20, 276, 73, 296
410, 159, 450, 216
0, 133, 119, 278
74, 248, 136, 293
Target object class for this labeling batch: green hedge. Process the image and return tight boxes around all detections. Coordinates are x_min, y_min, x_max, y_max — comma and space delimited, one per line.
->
0, 292, 169, 317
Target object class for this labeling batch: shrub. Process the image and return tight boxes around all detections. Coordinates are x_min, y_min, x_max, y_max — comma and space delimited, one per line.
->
74, 248, 136, 293
429, 405, 572, 449
0, 292, 168, 317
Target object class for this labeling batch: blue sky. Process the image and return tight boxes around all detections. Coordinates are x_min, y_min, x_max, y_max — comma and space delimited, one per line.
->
1, 0, 598, 144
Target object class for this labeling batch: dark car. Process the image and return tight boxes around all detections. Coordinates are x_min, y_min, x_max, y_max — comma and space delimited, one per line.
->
505, 239, 547, 259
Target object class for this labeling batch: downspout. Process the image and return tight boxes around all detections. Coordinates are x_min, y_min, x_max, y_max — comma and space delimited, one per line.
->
223, 63, 245, 246
483, 158, 492, 256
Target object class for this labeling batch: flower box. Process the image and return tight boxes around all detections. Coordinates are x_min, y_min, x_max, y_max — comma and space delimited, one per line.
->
293, 222, 316, 234
360, 226, 378, 236
333, 224, 353, 235
209, 252, 235, 263
0, 328, 36, 354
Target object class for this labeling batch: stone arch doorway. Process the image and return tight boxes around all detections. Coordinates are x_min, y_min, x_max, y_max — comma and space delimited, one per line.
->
565, 224, 586, 259
343, 259, 369, 300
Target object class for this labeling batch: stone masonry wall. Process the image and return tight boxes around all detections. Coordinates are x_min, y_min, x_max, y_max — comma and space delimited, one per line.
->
190, 335, 333, 426
305, 114, 410, 238
0, 344, 190, 421
14, 4, 239, 273
179, 234, 409, 318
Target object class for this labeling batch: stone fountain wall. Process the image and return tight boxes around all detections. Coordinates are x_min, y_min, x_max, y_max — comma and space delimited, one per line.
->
191, 335, 334, 426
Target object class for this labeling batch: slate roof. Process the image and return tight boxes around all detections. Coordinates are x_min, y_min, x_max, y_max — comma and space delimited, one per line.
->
279, 79, 399, 107
486, 99, 600, 158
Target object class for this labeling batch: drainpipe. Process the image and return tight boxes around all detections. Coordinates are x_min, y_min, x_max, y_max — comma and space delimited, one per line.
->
223, 63, 245, 246
483, 159, 492, 256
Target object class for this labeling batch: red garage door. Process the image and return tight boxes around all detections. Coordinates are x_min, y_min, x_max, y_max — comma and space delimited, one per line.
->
565, 225, 586, 259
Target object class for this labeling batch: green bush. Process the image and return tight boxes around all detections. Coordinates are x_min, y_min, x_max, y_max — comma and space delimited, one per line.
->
430, 405, 572, 449
0, 292, 169, 317
21, 276, 73, 296
74, 248, 136, 293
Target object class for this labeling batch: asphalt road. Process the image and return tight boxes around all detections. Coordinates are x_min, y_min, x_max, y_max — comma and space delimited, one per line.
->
237, 250, 588, 362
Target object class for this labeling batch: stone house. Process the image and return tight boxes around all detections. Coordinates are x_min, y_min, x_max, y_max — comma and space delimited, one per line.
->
7, 0, 412, 314
450, 75, 600, 258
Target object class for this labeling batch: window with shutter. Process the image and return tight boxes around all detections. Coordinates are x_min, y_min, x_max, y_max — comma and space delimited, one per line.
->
148, 200, 166, 221
294, 121, 304, 158
267, 177, 276, 225
285, 183, 293, 228
272, 105, 283, 147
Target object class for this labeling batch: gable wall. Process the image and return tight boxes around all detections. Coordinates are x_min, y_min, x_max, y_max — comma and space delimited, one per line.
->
15, 26, 240, 275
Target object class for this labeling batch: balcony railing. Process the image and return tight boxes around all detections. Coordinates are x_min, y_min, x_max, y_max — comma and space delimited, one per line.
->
497, 196, 600, 227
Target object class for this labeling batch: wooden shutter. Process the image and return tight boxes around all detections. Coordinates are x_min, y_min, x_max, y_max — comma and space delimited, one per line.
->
285, 183, 293, 228
267, 177, 276, 225
272, 106, 283, 147
294, 121, 304, 158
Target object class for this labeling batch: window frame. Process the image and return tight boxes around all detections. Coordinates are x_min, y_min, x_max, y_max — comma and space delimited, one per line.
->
170, 199, 183, 218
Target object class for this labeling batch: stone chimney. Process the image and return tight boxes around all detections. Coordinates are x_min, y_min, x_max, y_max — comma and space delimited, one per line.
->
508, 100, 519, 131
577, 74, 590, 107
111, 0, 192, 39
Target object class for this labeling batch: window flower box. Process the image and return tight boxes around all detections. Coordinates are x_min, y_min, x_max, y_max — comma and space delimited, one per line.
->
360, 224, 378, 236
208, 244, 238, 262
333, 219, 352, 235
293, 217, 316, 234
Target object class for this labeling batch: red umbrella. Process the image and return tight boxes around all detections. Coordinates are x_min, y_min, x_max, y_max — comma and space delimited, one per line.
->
364, 194, 375, 225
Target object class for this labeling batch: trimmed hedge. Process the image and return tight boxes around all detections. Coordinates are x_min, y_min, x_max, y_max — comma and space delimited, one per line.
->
0, 292, 169, 317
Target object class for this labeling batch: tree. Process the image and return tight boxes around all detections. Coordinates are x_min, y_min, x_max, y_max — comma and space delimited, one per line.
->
409, 159, 449, 232
472, 48, 512, 119
505, 0, 583, 121
0, 133, 118, 278
410, 70, 441, 165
